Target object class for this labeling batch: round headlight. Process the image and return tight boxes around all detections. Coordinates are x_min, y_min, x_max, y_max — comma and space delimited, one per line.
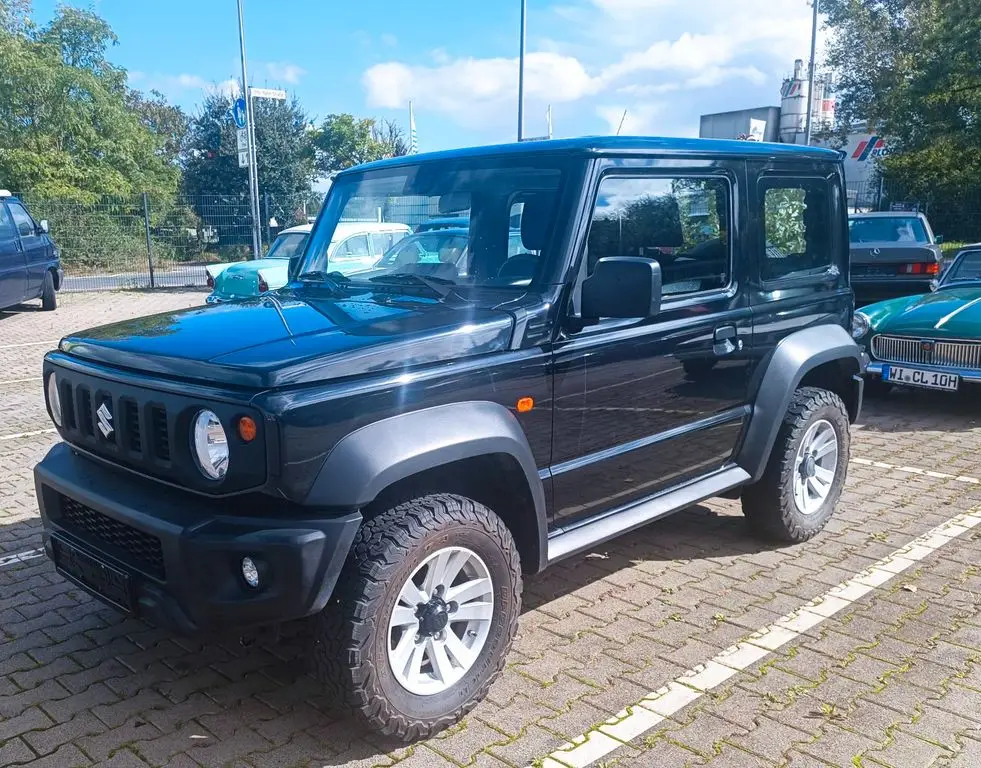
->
47, 374, 62, 427
192, 410, 228, 480
851, 312, 870, 340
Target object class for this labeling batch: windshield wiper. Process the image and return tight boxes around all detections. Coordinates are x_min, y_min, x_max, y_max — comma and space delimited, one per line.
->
368, 272, 456, 298
297, 270, 352, 292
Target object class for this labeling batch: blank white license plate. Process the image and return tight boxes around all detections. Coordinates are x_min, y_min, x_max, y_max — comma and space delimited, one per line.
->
884, 365, 960, 391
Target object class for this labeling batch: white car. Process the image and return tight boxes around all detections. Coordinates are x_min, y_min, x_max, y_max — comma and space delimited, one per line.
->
205, 222, 412, 303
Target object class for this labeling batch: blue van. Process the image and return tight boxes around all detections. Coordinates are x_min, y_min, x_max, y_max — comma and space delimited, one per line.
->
0, 191, 62, 311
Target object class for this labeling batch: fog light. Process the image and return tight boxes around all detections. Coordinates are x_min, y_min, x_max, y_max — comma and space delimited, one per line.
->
241, 557, 260, 588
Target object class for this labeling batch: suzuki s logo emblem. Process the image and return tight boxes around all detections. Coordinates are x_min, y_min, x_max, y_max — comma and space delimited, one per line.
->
96, 402, 114, 439
871, 248, 881, 256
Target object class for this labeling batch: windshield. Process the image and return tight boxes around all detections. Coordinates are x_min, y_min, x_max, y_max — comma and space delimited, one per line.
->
849, 216, 929, 244
942, 250, 981, 285
266, 232, 309, 259
299, 156, 568, 289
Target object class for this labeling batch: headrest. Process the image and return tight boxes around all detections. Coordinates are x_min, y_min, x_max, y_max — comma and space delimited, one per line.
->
519, 194, 556, 252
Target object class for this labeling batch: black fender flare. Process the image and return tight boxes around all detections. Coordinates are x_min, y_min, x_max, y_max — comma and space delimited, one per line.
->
737, 325, 863, 482
306, 401, 548, 570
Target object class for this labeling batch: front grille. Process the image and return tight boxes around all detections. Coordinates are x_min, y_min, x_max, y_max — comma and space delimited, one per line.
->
151, 406, 170, 461
871, 335, 981, 371
58, 495, 165, 578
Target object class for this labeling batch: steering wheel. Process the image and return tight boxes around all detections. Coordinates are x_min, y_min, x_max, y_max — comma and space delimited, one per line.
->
497, 253, 540, 282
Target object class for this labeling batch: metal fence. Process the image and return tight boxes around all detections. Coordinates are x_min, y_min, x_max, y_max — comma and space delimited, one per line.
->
847, 180, 981, 251
20, 193, 308, 292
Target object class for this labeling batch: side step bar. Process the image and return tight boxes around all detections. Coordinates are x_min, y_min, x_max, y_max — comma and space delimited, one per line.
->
546, 465, 751, 564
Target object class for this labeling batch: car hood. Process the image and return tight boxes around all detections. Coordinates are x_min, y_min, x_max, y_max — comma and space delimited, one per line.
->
58, 288, 516, 389
865, 287, 981, 338
850, 242, 940, 264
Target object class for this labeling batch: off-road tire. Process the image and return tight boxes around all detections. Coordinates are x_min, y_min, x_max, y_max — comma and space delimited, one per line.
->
41, 271, 56, 311
741, 387, 849, 543
311, 493, 522, 741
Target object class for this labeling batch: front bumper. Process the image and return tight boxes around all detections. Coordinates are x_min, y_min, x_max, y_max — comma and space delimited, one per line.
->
865, 360, 981, 383
35, 442, 360, 634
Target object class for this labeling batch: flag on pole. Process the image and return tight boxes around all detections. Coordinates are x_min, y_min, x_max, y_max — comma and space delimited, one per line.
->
408, 100, 418, 154
546, 104, 552, 139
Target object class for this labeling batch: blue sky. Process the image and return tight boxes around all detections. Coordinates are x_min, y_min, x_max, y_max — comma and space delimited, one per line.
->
32, 0, 822, 153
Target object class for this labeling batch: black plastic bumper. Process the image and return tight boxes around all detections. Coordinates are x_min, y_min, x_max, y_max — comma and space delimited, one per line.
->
35, 443, 361, 634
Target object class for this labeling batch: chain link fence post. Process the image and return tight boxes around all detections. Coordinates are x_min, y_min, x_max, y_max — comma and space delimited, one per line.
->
142, 192, 156, 288
264, 191, 271, 253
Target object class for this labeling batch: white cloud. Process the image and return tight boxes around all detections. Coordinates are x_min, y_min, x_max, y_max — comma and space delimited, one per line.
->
263, 61, 305, 85
127, 71, 241, 99
596, 104, 661, 135
364, 51, 601, 126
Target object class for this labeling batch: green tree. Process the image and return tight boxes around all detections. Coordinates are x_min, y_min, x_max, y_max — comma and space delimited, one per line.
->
313, 113, 407, 173
126, 89, 190, 168
182, 92, 317, 248
823, 0, 981, 238
0, 3, 180, 200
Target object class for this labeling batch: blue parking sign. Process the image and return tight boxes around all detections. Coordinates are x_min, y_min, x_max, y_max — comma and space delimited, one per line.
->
232, 97, 247, 129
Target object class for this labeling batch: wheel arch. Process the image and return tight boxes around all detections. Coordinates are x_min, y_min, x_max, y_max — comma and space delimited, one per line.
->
306, 401, 548, 574
738, 324, 863, 483
49, 266, 61, 290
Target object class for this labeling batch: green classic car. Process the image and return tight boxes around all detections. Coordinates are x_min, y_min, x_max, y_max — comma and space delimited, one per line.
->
855, 244, 981, 394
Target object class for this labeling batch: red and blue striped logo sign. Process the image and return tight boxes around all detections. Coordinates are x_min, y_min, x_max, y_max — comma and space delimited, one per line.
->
853, 136, 886, 161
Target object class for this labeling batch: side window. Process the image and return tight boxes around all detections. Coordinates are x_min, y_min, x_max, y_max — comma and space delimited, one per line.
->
7, 202, 36, 238
0, 204, 15, 238
335, 234, 371, 259
585, 176, 731, 297
761, 180, 832, 281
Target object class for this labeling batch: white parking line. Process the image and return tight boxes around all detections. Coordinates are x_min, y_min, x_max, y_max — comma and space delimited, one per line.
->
533, 506, 981, 768
0, 340, 57, 350
0, 377, 42, 385
852, 457, 980, 484
0, 428, 57, 442
0, 548, 45, 569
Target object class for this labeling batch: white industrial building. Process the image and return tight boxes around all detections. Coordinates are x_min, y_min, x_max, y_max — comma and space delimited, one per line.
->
699, 59, 886, 209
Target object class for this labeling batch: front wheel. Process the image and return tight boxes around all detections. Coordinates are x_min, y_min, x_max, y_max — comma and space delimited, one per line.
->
312, 494, 521, 741
742, 387, 849, 542
41, 271, 57, 311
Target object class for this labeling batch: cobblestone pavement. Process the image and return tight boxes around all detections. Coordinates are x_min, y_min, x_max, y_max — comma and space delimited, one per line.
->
1, 292, 981, 768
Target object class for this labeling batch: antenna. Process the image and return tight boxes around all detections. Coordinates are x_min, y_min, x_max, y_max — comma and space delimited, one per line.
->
616, 109, 628, 136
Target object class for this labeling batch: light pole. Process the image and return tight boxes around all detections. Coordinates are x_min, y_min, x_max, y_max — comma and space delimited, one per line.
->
517, 0, 526, 141
237, 0, 262, 257
804, 0, 820, 146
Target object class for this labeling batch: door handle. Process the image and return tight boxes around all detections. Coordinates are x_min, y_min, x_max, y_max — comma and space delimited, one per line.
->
713, 325, 743, 356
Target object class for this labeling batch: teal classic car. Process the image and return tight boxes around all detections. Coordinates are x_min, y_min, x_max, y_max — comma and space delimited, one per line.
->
205, 222, 411, 303
855, 243, 981, 394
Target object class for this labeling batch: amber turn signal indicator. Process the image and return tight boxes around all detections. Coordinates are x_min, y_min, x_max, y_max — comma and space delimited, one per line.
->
516, 397, 534, 413
237, 416, 258, 442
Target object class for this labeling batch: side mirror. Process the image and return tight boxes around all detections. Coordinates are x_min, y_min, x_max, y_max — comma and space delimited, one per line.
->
288, 255, 301, 280
38, 220, 49, 234
581, 257, 662, 320
935, 234, 944, 244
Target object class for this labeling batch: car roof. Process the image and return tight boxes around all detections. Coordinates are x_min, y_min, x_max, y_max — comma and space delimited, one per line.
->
329, 221, 412, 240
278, 224, 313, 235
343, 136, 841, 176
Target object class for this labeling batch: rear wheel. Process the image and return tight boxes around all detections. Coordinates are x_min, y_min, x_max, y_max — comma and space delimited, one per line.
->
41, 271, 56, 311
742, 387, 849, 542
311, 493, 521, 741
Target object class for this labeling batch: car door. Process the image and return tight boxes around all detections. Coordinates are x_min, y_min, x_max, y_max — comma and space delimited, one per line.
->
331, 233, 373, 275
7, 200, 47, 300
549, 158, 754, 526
748, 163, 850, 366
0, 202, 25, 309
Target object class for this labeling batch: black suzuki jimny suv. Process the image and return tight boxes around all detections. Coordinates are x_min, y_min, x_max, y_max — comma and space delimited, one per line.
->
36, 136, 864, 740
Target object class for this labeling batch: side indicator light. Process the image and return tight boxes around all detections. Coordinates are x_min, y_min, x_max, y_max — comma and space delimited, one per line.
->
516, 397, 534, 413
238, 416, 258, 442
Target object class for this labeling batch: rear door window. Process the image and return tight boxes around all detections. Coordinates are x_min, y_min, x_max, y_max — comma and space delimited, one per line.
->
761, 179, 834, 281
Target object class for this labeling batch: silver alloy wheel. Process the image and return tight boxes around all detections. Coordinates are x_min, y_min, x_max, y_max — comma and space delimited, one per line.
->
387, 546, 494, 696
793, 419, 838, 516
